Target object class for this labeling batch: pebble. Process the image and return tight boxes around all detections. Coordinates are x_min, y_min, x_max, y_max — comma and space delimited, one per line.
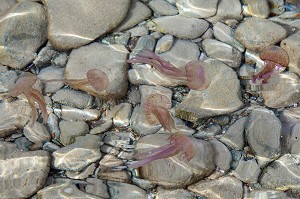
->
220, 117, 247, 150
130, 85, 172, 135
0, 1, 47, 69
188, 176, 243, 199
37, 182, 101, 199
213, 22, 245, 52
114, 0, 152, 32
248, 189, 288, 199
202, 39, 242, 68
244, 0, 270, 18
52, 89, 93, 109
245, 108, 281, 166
43, 141, 60, 153
60, 106, 100, 122
59, 120, 89, 146
130, 35, 156, 58
0, 0, 17, 19
37, 66, 65, 93
269, 0, 284, 15
281, 32, 300, 76
207, 0, 243, 23
85, 178, 110, 198
235, 17, 287, 51
232, 158, 261, 183
131, 177, 156, 190
0, 70, 17, 93
156, 187, 196, 199
194, 124, 222, 139
33, 46, 59, 67
175, 0, 218, 18
0, 141, 50, 199
134, 134, 215, 188
290, 123, 300, 154
146, 15, 209, 39
107, 181, 147, 199
261, 72, 300, 108
155, 35, 174, 54
107, 103, 132, 127
175, 59, 244, 122
65, 43, 129, 99
52, 52, 68, 67
46, 113, 60, 139
126, 26, 149, 37
45, 0, 130, 50
65, 163, 96, 180
89, 119, 113, 135
129, 39, 200, 87
23, 122, 51, 143
260, 154, 300, 193
0, 100, 31, 137
148, 0, 178, 16
52, 134, 102, 171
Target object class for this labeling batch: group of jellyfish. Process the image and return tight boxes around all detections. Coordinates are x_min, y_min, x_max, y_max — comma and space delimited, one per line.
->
6, 44, 289, 168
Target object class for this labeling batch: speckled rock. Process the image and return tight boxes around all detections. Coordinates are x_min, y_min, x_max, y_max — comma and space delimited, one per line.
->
290, 123, 300, 155
0, 1, 47, 69
232, 159, 261, 183
52, 89, 93, 109
148, 0, 178, 16
188, 176, 243, 199
260, 154, 300, 193
0, 100, 31, 137
52, 134, 102, 171
128, 39, 200, 87
33, 46, 59, 67
156, 187, 196, 199
235, 17, 287, 51
37, 183, 102, 199
85, 178, 110, 198
45, 0, 130, 50
281, 32, 300, 76
261, 72, 300, 108
175, 59, 244, 122
0, 70, 17, 93
147, 15, 209, 39
207, 0, 243, 23
23, 122, 51, 143
114, 0, 151, 32
175, 0, 218, 18
65, 43, 129, 99
107, 181, 147, 199
59, 120, 89, 146
202, 39, 242, 68
0, 0, 17, 19
220, 117, 247, 150
135, 134, 215, 188
245, 108, 281, 165
0, 141, 50, 199
65, 163, 96, 180
38, 66, 65, 93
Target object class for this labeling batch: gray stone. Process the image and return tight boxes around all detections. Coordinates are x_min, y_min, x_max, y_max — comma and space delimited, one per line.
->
0, 0, 17, 20
130, 35, 156, 58
59, 120, 89, 146
46, 113, 60, 140
194, 124, 222, 139
114, 0, 152, 32
261, 72, 300, 108
213, 22, 245, 52
131, 177, 156, 190
202, 39, 242, 68
23, 122, 51, 143
207, 0, 243, 23
209, 140, 232, 176
60, 106, 100, 122
85, 178, 110, 199
148, 0, 178, 16
135, 134, 215, 188
0, 141, 50, 199
147, 15, 209, 39
269, 14, 300, 35
65, 163, 96, 180
89, 119, 113, 135
0, 1, 47, 69
268, 0, 284, 15
260, 154, 300, 193
52, 89, 93, 109
0, 100, 31, 137
43, 141, 60, 153
156, 187, 196, 199
175, 0, 218, 18
38, 66, 65, 93
244, 0, 270, 18
37, 183, 102, 199
107, 103, 132, 127
235, 17, 287, 51
220, 117, 247, 150
232, 159, 261, 183
129, 39, 200, 87
245, 108, 281, 164
0, 70, 17, 93
126, 26, 149, 37
249, 189, 288, 199
188, 176, 243, 199
175, 59, 244, 122
65, 43, 129, 99
33, 46, 59, 67
45, 0, 130, 50
290, 123, 300, 155
281, 32, 300, 76
107, 181, 147, 199
52, 52, 68, 67
52, 134, 102, 171
155, 35, 174, 54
